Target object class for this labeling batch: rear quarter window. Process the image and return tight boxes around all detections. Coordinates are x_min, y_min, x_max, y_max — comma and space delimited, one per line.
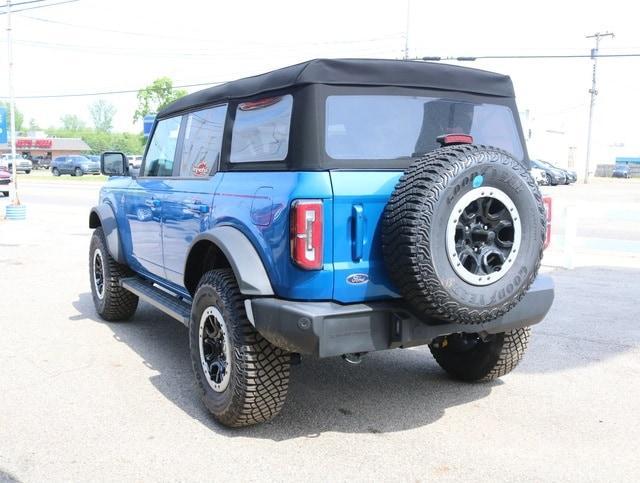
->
230, 95, 293, 163
179, 105, 227, 177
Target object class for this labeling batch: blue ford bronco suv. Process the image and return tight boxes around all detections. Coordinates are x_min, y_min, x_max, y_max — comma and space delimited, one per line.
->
89, 59, 554, 427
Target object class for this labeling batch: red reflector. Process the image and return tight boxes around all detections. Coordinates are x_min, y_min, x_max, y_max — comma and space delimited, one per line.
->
290, 200, 323, 270
542, 196, 552, 249
437, 134, 474, 146
238, 96, 282, 111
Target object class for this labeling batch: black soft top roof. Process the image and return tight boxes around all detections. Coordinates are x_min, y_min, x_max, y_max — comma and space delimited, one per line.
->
158, 58, 515, 118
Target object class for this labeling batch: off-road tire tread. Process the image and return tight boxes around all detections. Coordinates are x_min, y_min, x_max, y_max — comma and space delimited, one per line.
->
192, 269, 290, 427
430, 327, 531, 382
382, 145, 546, 324
89, 227, 138, 321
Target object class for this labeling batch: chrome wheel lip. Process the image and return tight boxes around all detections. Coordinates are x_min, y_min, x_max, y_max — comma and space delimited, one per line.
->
92, 248, 105, 300
198, 306, 232, 393
445, 186, 522, 286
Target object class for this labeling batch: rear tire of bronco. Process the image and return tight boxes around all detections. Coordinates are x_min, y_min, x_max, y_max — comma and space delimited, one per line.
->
382, 145, 546, 324
189, 269, 290, 427
429, 327, 531, 382
89, 227, 139, 321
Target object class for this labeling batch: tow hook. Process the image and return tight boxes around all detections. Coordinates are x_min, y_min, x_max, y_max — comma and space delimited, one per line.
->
342, 352, 365, 365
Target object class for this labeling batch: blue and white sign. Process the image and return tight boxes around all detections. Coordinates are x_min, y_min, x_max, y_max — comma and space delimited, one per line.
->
615, 156, 640, 165
0, 106, 7, 145
143, 114, 156, 137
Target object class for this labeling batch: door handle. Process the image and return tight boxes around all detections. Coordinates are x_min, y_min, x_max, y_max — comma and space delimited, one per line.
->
352, 204, 364, 262
145, 198, 161, 208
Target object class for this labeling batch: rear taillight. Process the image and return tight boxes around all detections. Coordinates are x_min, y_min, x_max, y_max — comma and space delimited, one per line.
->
543, 196, 552, 249
290, 200, 323, 270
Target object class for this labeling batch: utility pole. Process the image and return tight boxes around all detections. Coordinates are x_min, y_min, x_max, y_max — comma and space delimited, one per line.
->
6, 0, 19, 204
403, 0, 410, 60
584, 31, 614, 184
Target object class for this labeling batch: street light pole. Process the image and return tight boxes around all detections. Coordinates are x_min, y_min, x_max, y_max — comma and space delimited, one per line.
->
6, 0, 20, 204
584, 31, 614, 184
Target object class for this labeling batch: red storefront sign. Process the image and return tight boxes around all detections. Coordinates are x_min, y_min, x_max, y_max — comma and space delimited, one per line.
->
15, 138, 53, 149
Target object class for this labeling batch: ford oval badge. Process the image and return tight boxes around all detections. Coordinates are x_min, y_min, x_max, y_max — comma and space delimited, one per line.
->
346, 273, 369, 285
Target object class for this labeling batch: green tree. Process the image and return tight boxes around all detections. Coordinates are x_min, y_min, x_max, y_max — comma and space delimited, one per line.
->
89, 99, 116, 132
60, 114, 85, 132
0, 100, 24, 132
46, 126, 145, 155
134, 77, 187, 122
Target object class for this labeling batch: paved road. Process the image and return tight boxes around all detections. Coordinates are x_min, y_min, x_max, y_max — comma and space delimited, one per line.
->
0, 181, 639, 482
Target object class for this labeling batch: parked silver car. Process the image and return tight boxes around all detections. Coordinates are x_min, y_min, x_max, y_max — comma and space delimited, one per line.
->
0, 154, 32, 174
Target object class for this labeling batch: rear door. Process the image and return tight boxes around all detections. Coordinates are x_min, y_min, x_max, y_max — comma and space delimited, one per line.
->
161, 104, 227, 287
325, 93, 526, 303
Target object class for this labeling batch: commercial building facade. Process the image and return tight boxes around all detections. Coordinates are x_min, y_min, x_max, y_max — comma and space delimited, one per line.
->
0, 137, 90, 163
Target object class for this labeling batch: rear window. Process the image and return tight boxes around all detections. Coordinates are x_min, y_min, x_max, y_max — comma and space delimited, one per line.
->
325, 95, 524, 161
230, 95, 293, 163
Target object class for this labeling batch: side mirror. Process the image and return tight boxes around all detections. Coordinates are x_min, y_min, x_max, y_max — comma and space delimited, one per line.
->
100, 152, 129, 176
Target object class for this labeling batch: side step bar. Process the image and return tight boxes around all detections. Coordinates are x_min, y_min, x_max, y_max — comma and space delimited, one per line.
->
120, 277, 191, 326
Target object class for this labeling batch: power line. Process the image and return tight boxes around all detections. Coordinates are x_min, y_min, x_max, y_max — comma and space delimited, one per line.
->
0, 81, 228, 99
0, 0, 79, 14
15, 13, 404, 48
0, 35, 400, 60
420, 53, 640, 61
1, 0, 48, 7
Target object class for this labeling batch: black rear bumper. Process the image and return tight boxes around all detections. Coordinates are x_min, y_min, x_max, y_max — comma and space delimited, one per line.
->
250, 275, 554, 358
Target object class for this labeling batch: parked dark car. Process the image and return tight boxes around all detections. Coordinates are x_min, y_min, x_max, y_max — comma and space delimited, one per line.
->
31, 155, 52, 170
0, 166, 11, 197
51, 155, 100, 176
612, 164, 631, 178
531, 159, 567, 185
562, 169, 577, 183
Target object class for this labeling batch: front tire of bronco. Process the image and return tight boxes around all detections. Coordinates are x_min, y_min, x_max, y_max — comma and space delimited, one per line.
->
189, 269, 291, 427
89, 227, 139, 321
429, 328, 531, 382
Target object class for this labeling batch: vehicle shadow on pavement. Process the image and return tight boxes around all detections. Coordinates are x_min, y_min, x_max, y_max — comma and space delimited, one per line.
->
520, 266, 640, 374
73, 292, 498, 440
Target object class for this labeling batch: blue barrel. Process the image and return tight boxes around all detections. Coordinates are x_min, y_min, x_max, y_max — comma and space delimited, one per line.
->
5, 204, 27, 220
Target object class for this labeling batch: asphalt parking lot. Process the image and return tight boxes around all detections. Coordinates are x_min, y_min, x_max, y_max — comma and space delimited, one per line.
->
1, 179, 639, 482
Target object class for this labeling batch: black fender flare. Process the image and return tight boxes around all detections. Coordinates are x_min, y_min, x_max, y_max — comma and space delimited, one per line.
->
89, 204, 126, 264
186, 226, 274, 296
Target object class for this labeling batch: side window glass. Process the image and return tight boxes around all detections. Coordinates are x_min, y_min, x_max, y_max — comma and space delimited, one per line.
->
143, 116, 182, 177
179, 105, 227, 177
230, 95, 292, 163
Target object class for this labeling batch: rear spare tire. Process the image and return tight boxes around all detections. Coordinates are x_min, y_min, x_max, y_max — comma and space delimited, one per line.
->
382, 145, 545, 324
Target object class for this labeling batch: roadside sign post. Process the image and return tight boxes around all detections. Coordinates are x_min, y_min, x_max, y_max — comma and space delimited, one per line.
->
143, 114, 156, 138
0, 106, 7, 145
5, 0, 20, 206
